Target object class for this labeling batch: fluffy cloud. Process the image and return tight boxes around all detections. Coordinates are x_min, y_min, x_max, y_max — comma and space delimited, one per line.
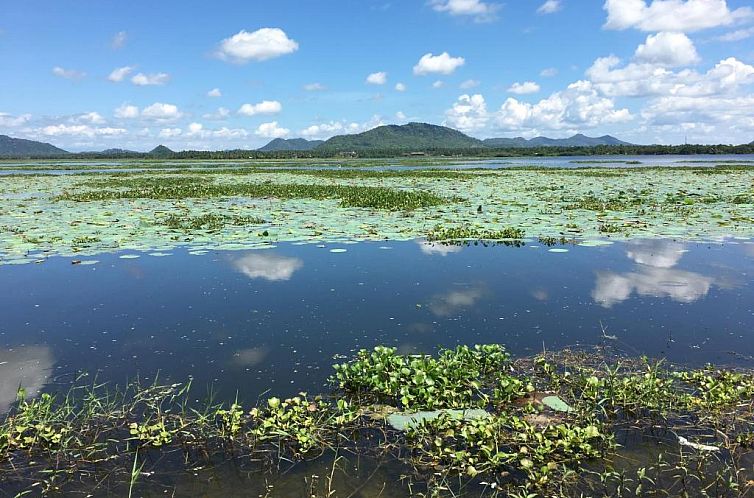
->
108, 66, 134, 82
217, 28, 299, 63
255, 121, 289, 138
366, 71, 388, 85
508, 81, 541, 94
207, 88, 222, 97
141, 102, 183, 121
158, 127, 182, 138
444, 94, 489, 132
496, 81, 632, 132
39, 124, 127, 137
74, 112, 106, 125
537, 0, 562, 14
634, 32, 699, 66
111, 31, 127, 49
300, 116, 384, 139
460, 79, 480, 89
413, 52, 465, 75
131, 72, 170, 86
114, 104, 140, 119
52, 66, 85, 80
238, 100, 282, 116
395, 82, 407, 92
603, 0, 753, 32
430, 0, 500, 22
586, 56, 754, 98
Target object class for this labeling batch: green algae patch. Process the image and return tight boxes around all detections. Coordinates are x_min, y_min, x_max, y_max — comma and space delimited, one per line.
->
2, 164, 754, 263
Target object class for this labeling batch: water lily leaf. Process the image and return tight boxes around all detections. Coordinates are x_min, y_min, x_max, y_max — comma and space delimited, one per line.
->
542, 395, 573, 413
387, 408, 490, 431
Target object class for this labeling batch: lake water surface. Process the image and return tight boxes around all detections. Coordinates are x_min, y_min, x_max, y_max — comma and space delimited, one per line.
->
2, 237, 753, 409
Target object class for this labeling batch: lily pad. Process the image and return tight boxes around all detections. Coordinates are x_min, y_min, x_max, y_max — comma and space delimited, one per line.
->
387, 408, 490, 431
541, 395, 573, 413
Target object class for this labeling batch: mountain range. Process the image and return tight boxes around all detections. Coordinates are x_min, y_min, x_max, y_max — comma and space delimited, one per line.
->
2, 124, 731, 157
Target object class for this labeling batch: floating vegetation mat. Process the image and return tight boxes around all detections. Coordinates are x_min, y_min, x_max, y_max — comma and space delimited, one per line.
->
1, 166, 753, 263
4, 344, 754, 496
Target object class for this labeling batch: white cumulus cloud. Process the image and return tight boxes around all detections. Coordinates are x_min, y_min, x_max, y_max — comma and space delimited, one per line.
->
131, 72, 170, 86
255, 121, 289, 138
430, 0, 500, 22
603, 0, 753, 32
508, 81, 541, 94
141, 102, 183, 121
395, 82, 407, 92
238, 100, 282, 116
207, 88, 222, 97
634, 32, 699, 66
444, 94, 489, 132
413, 52, 465, 75
114, 104, 140, 119
366, 71, 388, 85
217, 28, 299, 63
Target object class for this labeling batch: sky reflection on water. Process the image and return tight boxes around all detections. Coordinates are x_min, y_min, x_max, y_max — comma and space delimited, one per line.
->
1, 237, 752, 404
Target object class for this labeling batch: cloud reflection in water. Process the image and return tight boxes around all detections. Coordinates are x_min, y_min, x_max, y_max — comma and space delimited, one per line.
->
233, 253, 303, 281
592, 240, 714, 308
0, 345, 54, 412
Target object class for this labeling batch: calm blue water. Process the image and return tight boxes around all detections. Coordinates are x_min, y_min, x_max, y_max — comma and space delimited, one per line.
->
1, 238, 753, 409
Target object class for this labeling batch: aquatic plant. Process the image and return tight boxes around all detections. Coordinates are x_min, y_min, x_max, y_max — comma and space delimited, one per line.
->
56, 181, 449, 211
426, 225, 525, 242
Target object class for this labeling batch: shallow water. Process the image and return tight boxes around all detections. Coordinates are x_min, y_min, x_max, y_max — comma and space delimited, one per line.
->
1, 154, 752, 175
1, 238, 753, 408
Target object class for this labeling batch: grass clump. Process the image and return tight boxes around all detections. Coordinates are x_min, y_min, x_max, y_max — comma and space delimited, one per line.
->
57, 181, 449, 211
158, 213, 265, 231
426, 225, 525, 242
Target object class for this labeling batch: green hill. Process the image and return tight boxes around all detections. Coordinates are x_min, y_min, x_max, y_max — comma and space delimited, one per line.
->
317, 122, 485, 151
0, 135, 69, 157
483, 134, 632, 148
148, 145, 175, 157
258, 138, 324, 152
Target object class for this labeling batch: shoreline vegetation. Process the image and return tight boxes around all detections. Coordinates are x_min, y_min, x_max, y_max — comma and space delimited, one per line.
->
2, 143, 754, 161
1, 161, 753, 263
3, 344, 754, 496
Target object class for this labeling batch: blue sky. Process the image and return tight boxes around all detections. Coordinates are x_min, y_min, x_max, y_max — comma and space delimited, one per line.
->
1, 0, 754, 150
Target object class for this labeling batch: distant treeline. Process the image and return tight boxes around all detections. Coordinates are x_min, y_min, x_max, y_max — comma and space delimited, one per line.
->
3, 143, 754, 160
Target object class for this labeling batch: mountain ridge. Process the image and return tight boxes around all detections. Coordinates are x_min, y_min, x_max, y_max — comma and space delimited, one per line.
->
317, 122, 486, 151
0, 135, 69, 157
258, 138, 324, 152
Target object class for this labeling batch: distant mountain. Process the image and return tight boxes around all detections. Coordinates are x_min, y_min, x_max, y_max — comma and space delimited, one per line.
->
318, 122, 485, 151
0, 135, 69, 157
98, 148, 139, 155
258, 138, 325, 152
148, 145, 174, 156
483, 134, 632, 148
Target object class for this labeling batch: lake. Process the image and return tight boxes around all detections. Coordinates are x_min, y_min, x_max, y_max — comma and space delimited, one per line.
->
2, 159, 754, 496
3, 237, 753, 409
